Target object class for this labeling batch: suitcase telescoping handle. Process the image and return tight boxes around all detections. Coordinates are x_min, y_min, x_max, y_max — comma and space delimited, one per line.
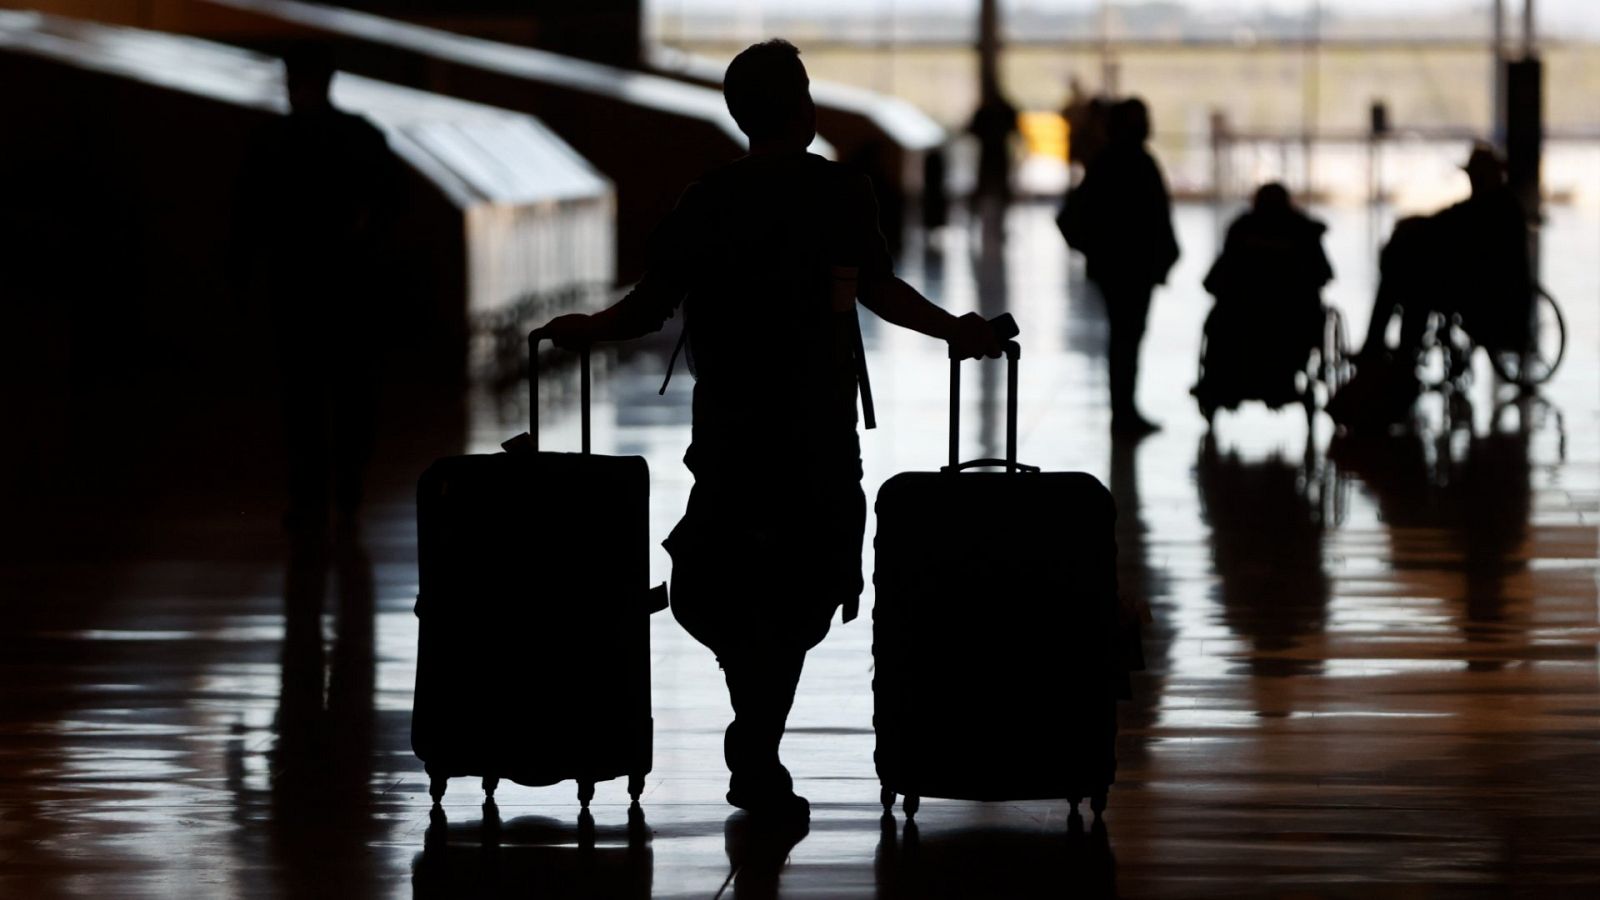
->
527, 334, 591, 455
946, 314, 1036, 474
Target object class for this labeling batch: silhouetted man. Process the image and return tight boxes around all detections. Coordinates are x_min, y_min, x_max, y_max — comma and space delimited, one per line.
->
534, 40, 1003, 818
234, 47, 401, 538
1359, 143, 1533, 363
1058, 98, 1178, 436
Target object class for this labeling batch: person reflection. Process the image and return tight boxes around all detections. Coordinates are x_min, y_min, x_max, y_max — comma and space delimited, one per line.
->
232, 45, 403, 539
227, 530, 380, 898
1330, 396, 1535, 672
722, 812, 810, 900
274, 531, 376, 796
1196, 436, 1332, 683
532, 40, 1005, 819
1108, 433, 1162, 768
873, 819, 1115, 898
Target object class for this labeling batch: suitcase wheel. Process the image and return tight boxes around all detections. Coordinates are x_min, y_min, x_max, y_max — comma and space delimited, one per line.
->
577, 780, 595, 810
482, 776, 499, 801
880, 786, 896, 814
429, 777, 447, 805
627, 773, 645, 804
902, 794, 920, 818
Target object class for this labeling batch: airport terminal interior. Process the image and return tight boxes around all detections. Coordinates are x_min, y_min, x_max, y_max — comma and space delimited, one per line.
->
1, 1, 1598, 897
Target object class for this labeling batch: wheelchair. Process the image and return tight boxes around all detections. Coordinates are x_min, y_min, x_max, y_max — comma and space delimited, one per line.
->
1193, 303, 1350, 427
1410, 285, 1566, 392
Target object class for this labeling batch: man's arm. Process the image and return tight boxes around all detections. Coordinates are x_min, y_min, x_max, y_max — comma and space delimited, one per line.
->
533, 270, 684, 349
859, 274, 1002, 359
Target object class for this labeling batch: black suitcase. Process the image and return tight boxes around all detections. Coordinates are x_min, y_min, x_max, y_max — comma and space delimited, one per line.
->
412, 338, 663, 811
873, 328, 1125, 821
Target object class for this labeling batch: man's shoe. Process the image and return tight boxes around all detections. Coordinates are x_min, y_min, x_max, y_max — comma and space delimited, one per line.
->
1111, 413, 1161, 437
726, 786, 810, 819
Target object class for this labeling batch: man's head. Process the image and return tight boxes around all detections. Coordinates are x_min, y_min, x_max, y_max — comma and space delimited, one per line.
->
1462, 142, 1506, 195
723, 40, 815, 149
1108, 97, 1151, 147
1253, 182, 1291, 215
284, 45, 336, 114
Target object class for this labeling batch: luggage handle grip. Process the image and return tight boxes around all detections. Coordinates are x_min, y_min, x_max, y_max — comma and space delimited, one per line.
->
527, 334, 591, 455
940, 458, 1041, 474
948, 315, 1024, 473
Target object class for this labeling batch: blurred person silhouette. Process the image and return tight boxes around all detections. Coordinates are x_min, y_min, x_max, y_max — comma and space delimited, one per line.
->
1195, 435, 1332, 683
1357, 142, 1532, 367
1057, 97, 1179, 436
1330, 395, 1534, 672
1192, 182, 1333, 416
232, 45, 403, 539
533, 40, 1005, 819
1060, 78, 1110, 171
967, 92, 1019, 208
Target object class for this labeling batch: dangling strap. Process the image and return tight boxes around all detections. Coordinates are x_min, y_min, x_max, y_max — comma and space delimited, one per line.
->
658, 323, 689, 395
851, 314, 877, 430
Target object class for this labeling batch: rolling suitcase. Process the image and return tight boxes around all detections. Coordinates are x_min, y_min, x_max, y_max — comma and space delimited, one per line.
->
412, 336, 665, 811
873, 325, 1127, 821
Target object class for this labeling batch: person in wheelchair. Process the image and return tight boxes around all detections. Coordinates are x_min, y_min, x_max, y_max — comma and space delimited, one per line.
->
1192, 182, 1333, 415
1357, 143, 1533, 368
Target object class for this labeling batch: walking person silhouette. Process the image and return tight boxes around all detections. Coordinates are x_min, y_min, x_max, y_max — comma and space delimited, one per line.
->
233, 46, 403, 540
1058, 97, 1178, 436
533, 40, 1005, 818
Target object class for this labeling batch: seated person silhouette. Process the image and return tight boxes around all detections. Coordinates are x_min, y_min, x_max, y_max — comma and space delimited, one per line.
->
1192, 182, 1333, 414
533, 39, 1004, 818
1358, 143, 1533, 366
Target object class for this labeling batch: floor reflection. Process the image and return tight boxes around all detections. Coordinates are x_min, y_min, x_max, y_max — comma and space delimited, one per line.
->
1109, 433, 1172, 770
1330, 392, 1537, 672
873, 816, 1116, 899
1197, 435, 1333, 681
233, 532, 386, 897
2, 201, 1597, 897
415, 805, 653, 899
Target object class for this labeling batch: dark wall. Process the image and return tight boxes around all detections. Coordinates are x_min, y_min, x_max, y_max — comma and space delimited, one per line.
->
0, 51, 467, 519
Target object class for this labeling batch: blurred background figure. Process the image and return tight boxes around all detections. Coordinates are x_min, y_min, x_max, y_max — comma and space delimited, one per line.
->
1060, 78, 1110, 172
232, 45, 403, 540
1193, 182, 1333, 418
1057, 97, 1178, 436
1359, 142, 1533, 365
967, 95, 1019, 209
967, 0, 1020, 244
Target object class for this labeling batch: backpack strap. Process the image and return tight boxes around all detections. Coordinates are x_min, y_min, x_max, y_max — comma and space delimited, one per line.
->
658, 323, 689, 396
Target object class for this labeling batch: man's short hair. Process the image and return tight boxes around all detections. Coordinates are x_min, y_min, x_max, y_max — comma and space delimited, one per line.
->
723, 40, 809, 141
1109, 97, 1150, 145
284, 43, 336, 87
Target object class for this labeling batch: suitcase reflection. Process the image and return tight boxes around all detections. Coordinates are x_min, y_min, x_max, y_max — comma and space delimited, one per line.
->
414, 804, 652, 899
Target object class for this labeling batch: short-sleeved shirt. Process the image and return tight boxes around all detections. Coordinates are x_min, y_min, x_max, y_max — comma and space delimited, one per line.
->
629, 151, 894, 483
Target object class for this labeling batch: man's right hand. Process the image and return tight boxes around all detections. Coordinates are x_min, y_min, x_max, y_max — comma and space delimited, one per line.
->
531, 313, 595, 350
948, 312, 1005, 360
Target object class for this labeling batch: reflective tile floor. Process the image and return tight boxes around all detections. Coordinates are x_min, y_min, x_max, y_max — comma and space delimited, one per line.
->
2, 202, 1598, 898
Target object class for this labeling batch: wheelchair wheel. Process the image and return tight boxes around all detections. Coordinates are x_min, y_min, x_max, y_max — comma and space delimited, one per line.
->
1319, 306, 1350, 398
1415, 311, 1472, 391
1488, 286, 1565, 388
